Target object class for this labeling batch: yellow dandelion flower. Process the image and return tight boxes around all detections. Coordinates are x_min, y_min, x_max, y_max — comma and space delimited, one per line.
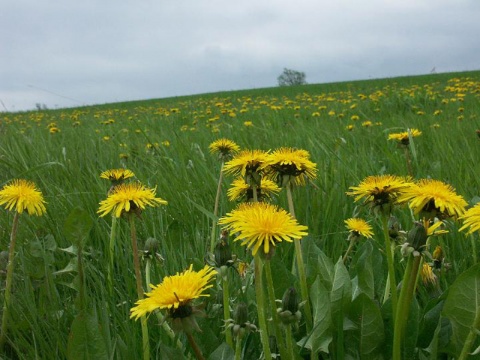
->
98, 182, 167, 218
223, 149, 269, 178
0, 179, 46, 216
130, 265, 217, 320
459, 202, 480, 234
209, 138, 240, 160
347, 175, 412, 214
100, 169, 135, 182
398, 179, 467, 219
218, 202, 308, 256
227, 177, 281, 202
344, 218, 374, 238
388, 128, 422, 145
263, 147, 317, 187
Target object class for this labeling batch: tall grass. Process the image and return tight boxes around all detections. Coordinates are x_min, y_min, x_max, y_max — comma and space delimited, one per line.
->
1, 70, 479, 359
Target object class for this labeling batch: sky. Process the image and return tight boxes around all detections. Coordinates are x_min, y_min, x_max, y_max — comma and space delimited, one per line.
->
1, 0, 479, 112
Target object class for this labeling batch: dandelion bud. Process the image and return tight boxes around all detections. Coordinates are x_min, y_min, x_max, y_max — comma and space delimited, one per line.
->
407, 222, 428, 252
214, 239, 232, 268
277, 287, 302, 325
432, 245, 444, 269
144, 237, 159, 256
388, 216, 401, 241
233, 302, 249, 325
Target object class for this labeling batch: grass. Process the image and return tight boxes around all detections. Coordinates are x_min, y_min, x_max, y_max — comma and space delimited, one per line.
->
1, 70, 480, 359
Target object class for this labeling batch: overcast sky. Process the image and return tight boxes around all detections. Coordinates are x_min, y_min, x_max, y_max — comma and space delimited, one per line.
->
1, 0, 479, 112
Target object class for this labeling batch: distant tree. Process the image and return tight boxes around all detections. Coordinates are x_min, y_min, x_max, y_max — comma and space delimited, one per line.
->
277, 68, 307, 86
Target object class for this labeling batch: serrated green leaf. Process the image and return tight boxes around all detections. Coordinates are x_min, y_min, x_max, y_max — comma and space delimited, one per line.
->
64, 208, 93, 247
67, 311, 108, 360
351, 241, 374, 300
331, 257, 352, 321
208, 342, 234, 360
348, 293, 384, 359
442, 263, 480, 356
303, 236, 334, 290
300, 276, 332, 353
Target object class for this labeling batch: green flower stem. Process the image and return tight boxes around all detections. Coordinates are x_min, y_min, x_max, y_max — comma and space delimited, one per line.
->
286, 185, 313, 331
403, 146, 413, 177
264, 260, 287, 359
285, 324, 296, 360
107, 215, 118, 296
0, 212, 20, 350
470, 234, 478, 264
186, 332, 206, 360
254, 253, 272, 360
381, 215, 398, 316
252, 184, 258, 202
458, 303, 480, 360
393, 254, 421, 360
342, 237, 357, 264
129, 216, 150, 360
222, 273, 234, 348
210, 162, 224, 253
235, 333, 243, 360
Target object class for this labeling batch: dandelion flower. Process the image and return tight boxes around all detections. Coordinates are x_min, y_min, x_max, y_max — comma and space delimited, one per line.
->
420, 263, 437, 286
459, 202, 480, 234
227, 177, 280, 202
219, 202, 308, 256
223, 149, 269, 181
263, 147, 317, 187
398, 179, 467, 219
388, 128, 422, 145
346, 175, 412, 215
0, 179, 46, 216
130, 264, 217, 320
98, 182, 167, 218
100, 169, 135, 182
209, 138, 240, 160
345, 218, 374, 239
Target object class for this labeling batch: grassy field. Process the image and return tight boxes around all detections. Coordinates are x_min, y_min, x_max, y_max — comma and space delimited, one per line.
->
0, 70, 479, 359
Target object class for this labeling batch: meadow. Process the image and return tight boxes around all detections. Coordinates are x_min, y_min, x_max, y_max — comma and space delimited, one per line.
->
0, 70, 479, 359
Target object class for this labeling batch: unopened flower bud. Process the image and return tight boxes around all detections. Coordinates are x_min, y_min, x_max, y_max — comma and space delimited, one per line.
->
408, 222, 428, 252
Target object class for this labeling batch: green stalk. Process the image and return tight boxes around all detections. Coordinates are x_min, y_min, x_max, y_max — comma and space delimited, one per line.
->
210, 162, 224, 253
222, 273, 234, 348
186, 332, 205, 360
285, 324, 296, 360
382, 215, 398, 316
129, 216, 150, 360
393, 254, 421, 360
235, 333, 243, 360
264, 260, 287, 359
458, 305, 480, 360
470, 233, 478, 264
0, 212, 20, 350
254, 253, 272, 360
107, 215, 118, 296
342, 237, 357, 264
286, 185, 313, 330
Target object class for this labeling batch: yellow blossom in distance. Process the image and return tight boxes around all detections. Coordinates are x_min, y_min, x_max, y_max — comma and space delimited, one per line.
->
209, 138, 240, 160
130, 265, 217, 320
388, 128, 422, 145
398, 179, 467, 219
98, 182, 167, 218
459, 202, 480, 235
218, 202, 308, 256
344, 218, 374, 238
0, 179, 46, 216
